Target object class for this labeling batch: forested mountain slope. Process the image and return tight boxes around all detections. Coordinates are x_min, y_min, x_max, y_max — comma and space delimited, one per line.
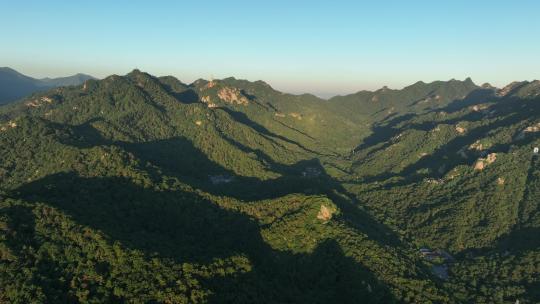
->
346, 81, 540, 302
1, 70, 539, 303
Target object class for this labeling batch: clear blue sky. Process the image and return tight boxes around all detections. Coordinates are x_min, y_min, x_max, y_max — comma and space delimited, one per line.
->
1, 0, 539, 97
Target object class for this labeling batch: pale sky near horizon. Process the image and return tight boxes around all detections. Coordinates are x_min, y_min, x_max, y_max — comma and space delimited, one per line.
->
1, 0, 539, 98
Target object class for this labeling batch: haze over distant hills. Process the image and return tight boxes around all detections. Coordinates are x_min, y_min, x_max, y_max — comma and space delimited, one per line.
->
0, 67, 95, 104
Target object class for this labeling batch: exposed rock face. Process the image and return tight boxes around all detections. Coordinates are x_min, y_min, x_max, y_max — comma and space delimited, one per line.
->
471, 105, 488, 112
317, 205, 334, 221
455, 126, 466, 134
217, 87, 249, 105
0, 121, 17, 131
486, 153, 497, 164
474, 160, 485, 171
25, 96, 54, 108
289, 112, 302, 120
474, 153, 497, 171
201, 95, 211, 103
26, 100, 39, 107
524, 123, 540, 133
515, 123, 540, 140
41, 96, 53, 103
447, 169, 460, 180
469, 140, 485, 151
201, 96, 218, 108
497, 177, 505, 185
419, 95, 442, 104
205, 80, 216, 88
195, 120, 202, 126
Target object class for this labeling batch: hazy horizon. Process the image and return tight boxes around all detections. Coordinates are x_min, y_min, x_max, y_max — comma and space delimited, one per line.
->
5, 65, 539, 99
1, 0, 539, 97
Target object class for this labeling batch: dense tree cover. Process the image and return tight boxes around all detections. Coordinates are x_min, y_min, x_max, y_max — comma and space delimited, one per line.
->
1, 71, 540, 303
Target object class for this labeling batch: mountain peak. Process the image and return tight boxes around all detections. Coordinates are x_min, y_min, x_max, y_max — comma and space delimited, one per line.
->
481, 82, 495, 89
127, 69, 149, 77
0, 67, 21, 74
0, 67, 94, 104
378, 85, 391, 92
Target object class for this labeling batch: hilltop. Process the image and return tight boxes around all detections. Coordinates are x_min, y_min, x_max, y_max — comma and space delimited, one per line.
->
0, 67, 95, 105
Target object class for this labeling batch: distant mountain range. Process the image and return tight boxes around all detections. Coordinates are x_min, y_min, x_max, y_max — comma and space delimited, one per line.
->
0, 67, 95, 104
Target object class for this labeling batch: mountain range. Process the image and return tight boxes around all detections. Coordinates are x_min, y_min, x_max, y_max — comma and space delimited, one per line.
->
1, 68, 540, 303
0, 67, 95, 105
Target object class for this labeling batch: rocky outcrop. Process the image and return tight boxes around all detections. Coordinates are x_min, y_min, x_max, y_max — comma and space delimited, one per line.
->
515, 122, 540, 140
486, 153, 497, 163
471, 105, 488, 112
524, 123, 540, 133
205, 80, 216, 88
474, 153, 497, 171
469, 140, 487, 151
317, 205, 335, 221
201, 95, 211, 103
217, 87, 249, 105
0, 121, 17, 132
455, 126, 466, 134
289, 112, 302, 120
26, 96, 55, 108
201, 96, 218, 108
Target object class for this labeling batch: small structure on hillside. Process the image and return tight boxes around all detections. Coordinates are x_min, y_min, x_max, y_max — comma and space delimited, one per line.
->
419, 247, 455, 280
419, 248, 454, 261
534, 147, 539, 154
419, 248, 441, 260
209, 174, 234, 185
302, 167, 322, 178
432, 264, 449, 280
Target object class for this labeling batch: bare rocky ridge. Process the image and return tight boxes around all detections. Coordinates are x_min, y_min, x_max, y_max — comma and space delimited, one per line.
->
217, 87, 249, 105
